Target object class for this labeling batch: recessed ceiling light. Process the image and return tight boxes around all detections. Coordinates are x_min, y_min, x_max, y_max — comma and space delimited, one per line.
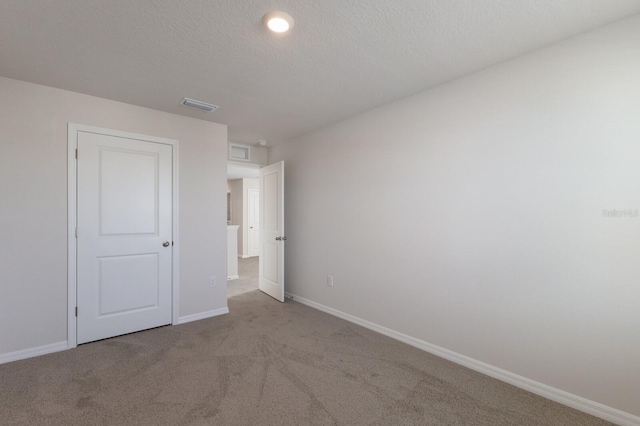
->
263, 11, 294, 34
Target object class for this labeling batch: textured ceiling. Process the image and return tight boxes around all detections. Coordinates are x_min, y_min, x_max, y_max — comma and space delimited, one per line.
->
1, 1, 640, 145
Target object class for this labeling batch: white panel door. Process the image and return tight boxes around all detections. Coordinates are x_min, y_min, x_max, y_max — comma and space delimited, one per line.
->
259, 161, 284, 302
247, 188, 260, 257
77, 131, 173, 344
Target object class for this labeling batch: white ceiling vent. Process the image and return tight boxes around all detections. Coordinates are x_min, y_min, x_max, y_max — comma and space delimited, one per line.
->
229, 143, 251, 162
180, 97, 219, 112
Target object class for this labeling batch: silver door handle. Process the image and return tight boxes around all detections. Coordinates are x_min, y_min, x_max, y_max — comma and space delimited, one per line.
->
275, 236, 287, 241
163, 241, 170, 247
275, 237, 281, 241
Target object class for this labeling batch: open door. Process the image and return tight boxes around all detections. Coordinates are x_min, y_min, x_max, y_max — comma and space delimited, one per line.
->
259, 161, 285, 302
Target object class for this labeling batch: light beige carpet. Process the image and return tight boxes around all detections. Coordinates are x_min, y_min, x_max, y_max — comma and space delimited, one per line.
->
0, 290, 611, 425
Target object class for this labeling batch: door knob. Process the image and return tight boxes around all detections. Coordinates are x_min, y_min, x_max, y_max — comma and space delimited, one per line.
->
282, 236, 287, 241
162, 241, 170, 247
275, 237, 281, 241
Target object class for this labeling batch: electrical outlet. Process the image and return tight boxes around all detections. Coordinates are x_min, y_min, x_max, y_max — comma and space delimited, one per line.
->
327, 275, 334, 287
210, 276, 217, 287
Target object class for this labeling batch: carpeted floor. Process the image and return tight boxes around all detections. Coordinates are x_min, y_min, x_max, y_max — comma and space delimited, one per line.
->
227, 256, 259, 298
0, 290, 611, 425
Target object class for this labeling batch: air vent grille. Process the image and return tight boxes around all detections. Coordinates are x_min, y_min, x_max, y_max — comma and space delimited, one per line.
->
229, 143, 250, 162
180, 98, 219, 112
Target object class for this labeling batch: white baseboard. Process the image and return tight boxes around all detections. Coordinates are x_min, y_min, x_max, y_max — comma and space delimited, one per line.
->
227, 275, 239, 280
1, 308, 229, 364
175, 307, 229, 325
0, 341, 68, 365
285, 292, 640, 426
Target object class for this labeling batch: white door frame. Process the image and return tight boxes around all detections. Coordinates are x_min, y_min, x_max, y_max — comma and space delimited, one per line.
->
67, 123, 180, 349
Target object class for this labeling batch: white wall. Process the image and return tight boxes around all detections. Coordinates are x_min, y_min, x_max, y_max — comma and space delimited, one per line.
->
269, 15, 640, 419
0, 77, 228, 357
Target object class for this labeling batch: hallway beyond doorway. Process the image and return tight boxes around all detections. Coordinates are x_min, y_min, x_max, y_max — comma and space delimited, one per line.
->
228, 257, 258, 298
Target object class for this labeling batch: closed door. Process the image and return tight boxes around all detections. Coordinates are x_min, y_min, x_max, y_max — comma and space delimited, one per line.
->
248, 188, 260, 257
259, 161, 284, 302
76, 130, 173, 344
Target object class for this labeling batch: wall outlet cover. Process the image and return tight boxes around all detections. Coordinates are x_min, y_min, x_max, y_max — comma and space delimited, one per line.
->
327, 275, 334, 287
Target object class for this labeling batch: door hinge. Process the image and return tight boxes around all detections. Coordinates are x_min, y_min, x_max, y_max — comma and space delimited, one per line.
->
75, 307, 78, 317
75, 227, 78, 238
75, 149, 78, 159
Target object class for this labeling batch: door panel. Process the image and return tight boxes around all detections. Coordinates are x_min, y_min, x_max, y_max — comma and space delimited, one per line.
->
77, 131, 172, 344
263, 172, 278, 229
100, 149, 158, 235
259, 161, 284, 302
98, 254, 159, 315
262, 242, 279, 283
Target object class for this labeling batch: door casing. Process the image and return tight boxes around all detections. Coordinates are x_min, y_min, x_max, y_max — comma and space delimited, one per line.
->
67, 123, 180, 348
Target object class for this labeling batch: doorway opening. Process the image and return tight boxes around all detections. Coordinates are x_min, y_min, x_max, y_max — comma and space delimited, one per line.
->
229, 256, 259, 297
227, 164, 260, 298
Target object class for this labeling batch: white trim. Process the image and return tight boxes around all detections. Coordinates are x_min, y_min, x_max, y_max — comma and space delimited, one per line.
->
285, 292, 640, 426
176, 307, 229, 325
238, 254, 252, 259
170, 134, 180, 326
67, 123, 180, 347
0, 341, 68, 365
67, 125, 78, 348
227, 275, 240, 280
228, 160, 262, 169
